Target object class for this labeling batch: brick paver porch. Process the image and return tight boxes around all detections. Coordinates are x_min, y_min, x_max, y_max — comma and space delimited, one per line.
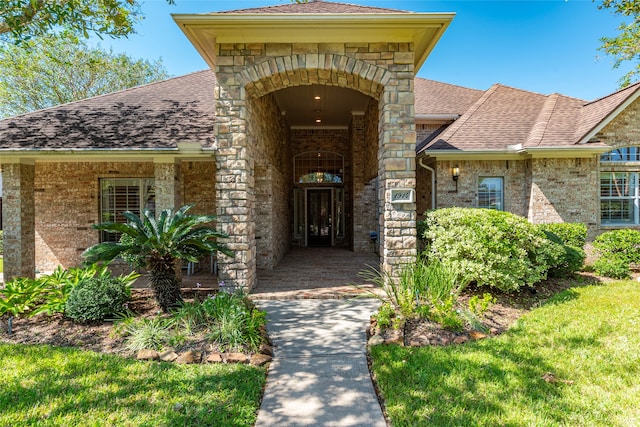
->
251, 247, 382, 300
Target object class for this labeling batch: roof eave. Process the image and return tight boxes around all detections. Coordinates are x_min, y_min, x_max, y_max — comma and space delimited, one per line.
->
578, 85, 640, 144
172, 13, 455, 72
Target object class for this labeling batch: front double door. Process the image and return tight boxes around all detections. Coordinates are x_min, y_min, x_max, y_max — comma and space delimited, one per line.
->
307, 189, 332, 246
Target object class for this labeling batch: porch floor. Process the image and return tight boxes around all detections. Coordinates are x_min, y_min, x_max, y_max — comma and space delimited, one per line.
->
251, 247, 382, 300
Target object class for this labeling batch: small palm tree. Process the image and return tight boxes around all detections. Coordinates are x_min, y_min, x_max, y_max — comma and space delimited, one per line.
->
82, 205, 232, 312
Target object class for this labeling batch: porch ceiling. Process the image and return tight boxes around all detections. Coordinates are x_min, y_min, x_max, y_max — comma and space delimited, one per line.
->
274, 85, 371, 128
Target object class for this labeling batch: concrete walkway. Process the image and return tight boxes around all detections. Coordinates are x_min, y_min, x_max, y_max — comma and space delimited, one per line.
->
254, 299, 386, 427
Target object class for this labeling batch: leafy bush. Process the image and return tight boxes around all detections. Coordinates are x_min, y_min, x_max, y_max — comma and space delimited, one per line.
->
421, 208, 563, 292
592, 257, 630, 279
592, 229, 640, 278
541, 230, 585, 278
65, 276, 131, 322
115, 291, 267, 352
0, 265, 138, 318
537, 223, 587, 248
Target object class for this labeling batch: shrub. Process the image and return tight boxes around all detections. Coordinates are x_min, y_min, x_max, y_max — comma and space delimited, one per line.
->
541, 230, 585, 278
65, 276, 131, 322
421, 208, 563, 292
0, 265, 138, 318
115, 291, 267, 352
592, 229, 640, 278
362, 259, 492, 332
592, 257, 630, 279
537, 223, 587, 248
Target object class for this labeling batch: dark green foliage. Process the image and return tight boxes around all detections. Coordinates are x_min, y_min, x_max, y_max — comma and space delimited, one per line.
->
537, 222, 587, 248
65, 276, 131, 322
421, 208, 563, 292
593, 229, 640, 278
82, 204, 232, 312
0, 265, 138, 318
116, 291, 266, 352
541, 229, 585, 278
592, 257, 631, 279
363, 259, 492, 332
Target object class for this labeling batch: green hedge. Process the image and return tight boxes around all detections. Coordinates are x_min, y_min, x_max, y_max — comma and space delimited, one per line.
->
537, 223, 586, 277
537, 223, 587, 248
592, 229, 640, 278
421, 208, 563, 292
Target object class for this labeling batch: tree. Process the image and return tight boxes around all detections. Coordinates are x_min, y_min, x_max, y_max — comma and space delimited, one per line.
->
599, 0, 640, 87
82, 205, 232, 312
0, 0, 148, 43
0, 33, 169, 117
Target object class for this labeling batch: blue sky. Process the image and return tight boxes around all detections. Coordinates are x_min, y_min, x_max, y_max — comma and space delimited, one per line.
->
93, 0, 635, 101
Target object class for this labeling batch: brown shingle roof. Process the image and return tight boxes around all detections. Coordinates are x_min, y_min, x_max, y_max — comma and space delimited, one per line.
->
575, 81, 640, 143
414, 78, 483, 116
423, 84, 549, 151
0, 71, 216, 151
218, 0, 407, 14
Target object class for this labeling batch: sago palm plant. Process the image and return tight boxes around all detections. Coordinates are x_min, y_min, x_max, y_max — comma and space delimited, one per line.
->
82, 205, 232, 312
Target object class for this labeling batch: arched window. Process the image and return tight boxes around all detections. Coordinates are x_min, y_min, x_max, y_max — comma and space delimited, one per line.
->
293, 151, 344, 184
600, 146, 640, 225
601, 146, 640, 162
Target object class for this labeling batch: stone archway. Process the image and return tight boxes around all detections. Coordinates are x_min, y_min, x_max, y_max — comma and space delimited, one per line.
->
214, 45, 418, 290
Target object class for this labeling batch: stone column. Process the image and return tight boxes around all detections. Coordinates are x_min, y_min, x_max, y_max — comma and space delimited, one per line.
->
2, 160, 36, 280
214, 73, 257, 291
154, 159, 182, 213
378, 71, 417, 274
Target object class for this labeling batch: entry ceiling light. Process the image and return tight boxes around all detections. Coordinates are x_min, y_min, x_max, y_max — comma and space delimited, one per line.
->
274, 84, 370, 128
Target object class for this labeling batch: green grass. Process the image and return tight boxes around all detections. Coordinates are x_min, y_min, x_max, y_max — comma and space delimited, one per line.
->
370, 280, 640, 426
0, 344, 266, 426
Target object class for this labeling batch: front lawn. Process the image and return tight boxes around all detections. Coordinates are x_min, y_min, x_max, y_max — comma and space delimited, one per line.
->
370, 280, 640, 426
0, 343, 266, 426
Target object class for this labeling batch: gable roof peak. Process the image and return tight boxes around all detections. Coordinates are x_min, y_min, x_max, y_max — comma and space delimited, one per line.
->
217, 0, 409, 15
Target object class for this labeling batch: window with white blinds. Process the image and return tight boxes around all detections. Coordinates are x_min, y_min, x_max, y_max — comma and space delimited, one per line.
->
100, 178, 155, 242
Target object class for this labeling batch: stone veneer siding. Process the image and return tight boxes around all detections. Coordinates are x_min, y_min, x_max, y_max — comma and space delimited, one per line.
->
214, 41, 417, 287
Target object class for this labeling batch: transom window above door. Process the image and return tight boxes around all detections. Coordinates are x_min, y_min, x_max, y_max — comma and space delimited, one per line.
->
294, 151, 344, 184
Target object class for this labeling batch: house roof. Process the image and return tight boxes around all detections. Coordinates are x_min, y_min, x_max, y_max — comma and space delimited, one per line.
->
414, 79, 483, 117
575, 81, 640, 143
0, 71, 216, 151
418, 81, 640, 155
0, 68, 638, 157
217, 1, 408, 14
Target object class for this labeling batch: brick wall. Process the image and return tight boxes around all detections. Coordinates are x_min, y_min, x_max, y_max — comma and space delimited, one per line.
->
249, 93, 291, 269
527, 157, 599, 229
34, 162, 154, 272
434, 159, 529, 217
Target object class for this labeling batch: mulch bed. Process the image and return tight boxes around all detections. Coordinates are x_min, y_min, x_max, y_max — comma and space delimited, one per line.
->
1, 273, 605, 357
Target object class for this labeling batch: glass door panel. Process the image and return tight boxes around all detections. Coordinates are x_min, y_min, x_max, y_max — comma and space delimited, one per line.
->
307, 189, 332, 246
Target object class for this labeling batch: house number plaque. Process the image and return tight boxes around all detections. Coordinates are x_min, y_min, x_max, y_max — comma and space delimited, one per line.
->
390, 189, 415, 204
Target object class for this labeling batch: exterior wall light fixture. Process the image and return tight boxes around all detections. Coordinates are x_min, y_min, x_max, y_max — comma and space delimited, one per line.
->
451, 166, 460, 181
451, 166, 460, 193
